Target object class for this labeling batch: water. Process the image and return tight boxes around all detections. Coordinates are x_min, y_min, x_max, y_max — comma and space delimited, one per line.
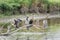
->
0, 31, 60, 40
0, 17, 60, 40
0, 32, 45, 40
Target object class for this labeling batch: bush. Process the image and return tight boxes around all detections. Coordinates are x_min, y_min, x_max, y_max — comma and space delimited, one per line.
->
0, 0, 60, 15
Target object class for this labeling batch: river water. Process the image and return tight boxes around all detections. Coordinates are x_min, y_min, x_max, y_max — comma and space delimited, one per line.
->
0, 32, 45, 40
0, 31, 60, 40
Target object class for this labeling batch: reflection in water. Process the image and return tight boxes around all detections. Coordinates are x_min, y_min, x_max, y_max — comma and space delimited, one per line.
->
15, 36, 30, 40
27, 37, 29, 40
0, 33, 45, 40
0, 32, 60, 40
0, 34, 59, 40
16, 37, 19, 40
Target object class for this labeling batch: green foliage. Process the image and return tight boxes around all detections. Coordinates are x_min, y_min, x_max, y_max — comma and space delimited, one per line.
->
0, 0, 60, 15
0, 0, 60, 8
0, 0, 32, 15
0, 0, 32, 8
0, 3, 11, 11
48, 0, 60, 3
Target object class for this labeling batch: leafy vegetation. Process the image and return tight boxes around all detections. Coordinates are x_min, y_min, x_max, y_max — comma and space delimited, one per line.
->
0, 0, 60, 15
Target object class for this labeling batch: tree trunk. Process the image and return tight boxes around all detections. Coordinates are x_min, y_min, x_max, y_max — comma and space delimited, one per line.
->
47, 4, 50, 13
